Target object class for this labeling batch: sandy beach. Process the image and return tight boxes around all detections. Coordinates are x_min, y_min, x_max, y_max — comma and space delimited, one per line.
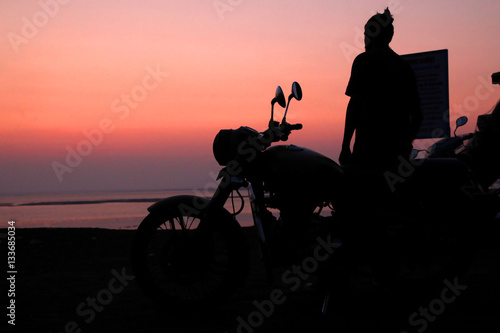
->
5, 225, 500, 333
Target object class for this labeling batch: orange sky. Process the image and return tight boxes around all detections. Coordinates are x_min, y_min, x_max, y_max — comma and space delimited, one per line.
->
1, 0, 499, 194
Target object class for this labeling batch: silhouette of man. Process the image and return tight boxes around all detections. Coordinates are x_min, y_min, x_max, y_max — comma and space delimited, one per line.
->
336, 9, 423, 286
339, 8, 422, 172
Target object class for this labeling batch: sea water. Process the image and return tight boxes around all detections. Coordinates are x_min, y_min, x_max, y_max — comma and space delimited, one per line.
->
0, 190, 254, 229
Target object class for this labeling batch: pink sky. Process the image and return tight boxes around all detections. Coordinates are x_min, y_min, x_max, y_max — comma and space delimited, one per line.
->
1, 0, 499, 194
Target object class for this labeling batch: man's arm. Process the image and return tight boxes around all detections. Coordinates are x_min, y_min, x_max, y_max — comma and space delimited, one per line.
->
340, 53, 365, 165
339, 96, 361, 164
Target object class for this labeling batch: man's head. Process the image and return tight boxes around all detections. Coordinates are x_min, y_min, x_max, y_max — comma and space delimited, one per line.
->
364, 8, 394, 50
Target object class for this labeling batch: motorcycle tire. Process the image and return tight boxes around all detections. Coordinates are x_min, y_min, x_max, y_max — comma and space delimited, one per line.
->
131, 195, 249, 310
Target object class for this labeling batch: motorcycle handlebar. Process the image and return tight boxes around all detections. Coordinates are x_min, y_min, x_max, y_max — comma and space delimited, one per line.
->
288, 123, 303, 131
260, 121, 303, 145
280, 123, 303, 142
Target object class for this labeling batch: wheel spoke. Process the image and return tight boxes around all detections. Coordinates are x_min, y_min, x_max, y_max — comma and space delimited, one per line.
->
177, 215, 186, 230
133, 202, 247, 307
187, 216, 196, 230
168, 218, 176, 231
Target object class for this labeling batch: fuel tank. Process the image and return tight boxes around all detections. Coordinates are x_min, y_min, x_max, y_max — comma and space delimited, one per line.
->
253, 145, 345, 202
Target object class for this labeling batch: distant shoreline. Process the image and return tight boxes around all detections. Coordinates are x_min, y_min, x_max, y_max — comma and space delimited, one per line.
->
0, 198, 167, 207
0, 194, 249, 207
0, 188, 207, 198
11, 198, 166, 207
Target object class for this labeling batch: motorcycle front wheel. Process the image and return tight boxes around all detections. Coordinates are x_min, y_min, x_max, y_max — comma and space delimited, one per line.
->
131, 195, 249, 310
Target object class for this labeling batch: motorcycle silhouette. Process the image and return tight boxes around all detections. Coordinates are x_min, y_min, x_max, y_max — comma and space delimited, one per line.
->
131, 82, 499, 312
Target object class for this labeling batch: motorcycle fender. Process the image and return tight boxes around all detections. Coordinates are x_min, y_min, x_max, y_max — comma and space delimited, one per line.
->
146, 195, 247, 253
147, 195, 238, 228
148, 195, 210, 215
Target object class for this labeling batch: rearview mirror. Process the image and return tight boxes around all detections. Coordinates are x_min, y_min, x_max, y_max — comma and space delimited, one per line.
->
270, 86, 286, 127
272, 86, 286, 108
454, 116, 468, 136
291, 81, 302, 101
456, 116, 468, 127
282, 81, 303, 122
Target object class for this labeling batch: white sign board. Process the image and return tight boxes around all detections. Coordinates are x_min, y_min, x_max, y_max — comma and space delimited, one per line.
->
401, 49, 450, 139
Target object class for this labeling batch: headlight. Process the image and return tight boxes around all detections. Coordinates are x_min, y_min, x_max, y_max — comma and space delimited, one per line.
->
213, 126, 258, 166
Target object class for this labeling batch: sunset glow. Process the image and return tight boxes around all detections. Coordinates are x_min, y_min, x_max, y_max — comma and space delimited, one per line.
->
1, 0, 499, 194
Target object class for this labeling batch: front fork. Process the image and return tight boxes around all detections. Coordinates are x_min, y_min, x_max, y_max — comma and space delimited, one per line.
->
248, 183, 267, 247
248, 183, 277, 284
210, 169, 275, 283
205, 169, 248, 212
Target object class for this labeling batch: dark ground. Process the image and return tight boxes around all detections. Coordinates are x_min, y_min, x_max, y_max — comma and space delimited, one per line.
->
2, 225, 500, 333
